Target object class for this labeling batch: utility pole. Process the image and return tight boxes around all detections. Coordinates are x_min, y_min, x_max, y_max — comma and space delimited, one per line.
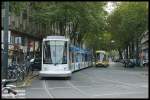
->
2, 2, 9, 79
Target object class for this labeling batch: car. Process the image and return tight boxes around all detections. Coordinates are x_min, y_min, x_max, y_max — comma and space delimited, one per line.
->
119, 59, 126, 64
114, 59, 120, 62
30, 57, 41, 71
143, 59, 149, 67
129, 59, 136, 64
124, 59, 135, 68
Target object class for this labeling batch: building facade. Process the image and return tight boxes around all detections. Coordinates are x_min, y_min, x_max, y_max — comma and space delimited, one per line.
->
1, 29, 41, 64
139, 30, 149, 66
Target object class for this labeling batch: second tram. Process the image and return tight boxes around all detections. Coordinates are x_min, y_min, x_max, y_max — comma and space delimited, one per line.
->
95, 50, 109, 67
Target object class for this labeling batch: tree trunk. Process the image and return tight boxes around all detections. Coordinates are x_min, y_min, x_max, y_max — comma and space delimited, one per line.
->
59, 21, 63, 35
125, 47, 128, 59
118, 49, 122, 59
135, 38, 139, 65
129, 43, 132, 59
131, 41, 134, 59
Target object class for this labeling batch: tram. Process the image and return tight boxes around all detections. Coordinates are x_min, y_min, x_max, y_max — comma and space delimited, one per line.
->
95, 50, 109, 67
39, 36, 92, 78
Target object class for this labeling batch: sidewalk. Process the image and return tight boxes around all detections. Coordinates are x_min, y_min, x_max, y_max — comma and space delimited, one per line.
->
10, 71, 39, 88
2, 71, 40, 98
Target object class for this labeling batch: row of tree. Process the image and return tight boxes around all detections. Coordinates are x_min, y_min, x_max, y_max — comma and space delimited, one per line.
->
8, 2, 107, 48
107, 2, 148, 60
4, 2, 148, 59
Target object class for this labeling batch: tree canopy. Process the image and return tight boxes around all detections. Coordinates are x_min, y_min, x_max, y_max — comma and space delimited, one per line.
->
9, 2, 107, 46
7, 1, 148, 55
107, 2, 148, 51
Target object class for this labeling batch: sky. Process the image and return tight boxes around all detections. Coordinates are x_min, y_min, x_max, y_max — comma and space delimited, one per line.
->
104, 2, 116, 14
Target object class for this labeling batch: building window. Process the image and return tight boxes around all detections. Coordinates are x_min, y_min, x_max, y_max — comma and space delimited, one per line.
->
21, 37, 26, 46
15, 37, 21, 45
10, 35, 15, 44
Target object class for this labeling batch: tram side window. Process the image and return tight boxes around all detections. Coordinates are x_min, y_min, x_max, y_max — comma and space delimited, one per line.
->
72, 52, 74, 63
43, 41, 52, 64
69, 51, 74, 63
76, 54, 78, 62
82, 54, 85, 62
96, 53, 99, 61
85, 54, 88, 62
76, 53, 80, 62
103, 55, 106, 61
62, 42, 67, 64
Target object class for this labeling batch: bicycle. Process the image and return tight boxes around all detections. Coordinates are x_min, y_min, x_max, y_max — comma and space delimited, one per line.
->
2, 79, 17, 98
23, 58, 33, 76
8, 64, 17, 80
7, 63, 24, 82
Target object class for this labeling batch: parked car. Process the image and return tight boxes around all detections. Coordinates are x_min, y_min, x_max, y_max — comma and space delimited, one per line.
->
124, 59, 135, 68
30, 57, 41, 71
143, 59, 149, 67
130, 59, 136, 65
119, 59, 126, 64
114, 59, 120, 62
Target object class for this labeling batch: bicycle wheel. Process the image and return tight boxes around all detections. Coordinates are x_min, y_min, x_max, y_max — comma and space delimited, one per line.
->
7, 70, 12, 79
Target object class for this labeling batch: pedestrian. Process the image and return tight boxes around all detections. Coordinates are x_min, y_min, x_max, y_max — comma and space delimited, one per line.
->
109, 57, 112, 63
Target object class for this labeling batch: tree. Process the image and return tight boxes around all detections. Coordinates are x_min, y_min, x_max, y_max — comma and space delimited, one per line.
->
107, 2, 148, 59
9, 2, 107, 47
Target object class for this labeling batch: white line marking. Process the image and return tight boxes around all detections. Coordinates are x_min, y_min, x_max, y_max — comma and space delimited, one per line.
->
48, 87, 73, 89
100, 78, 148, 88
93, 91, 148, 97
43, 80, 53, 98
30, 87, 72, 90
67, 81, 88, 97
27, 88, 44, 89
80, 71, 148, 88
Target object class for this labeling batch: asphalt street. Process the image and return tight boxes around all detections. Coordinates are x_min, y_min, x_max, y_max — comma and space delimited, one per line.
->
15, 62, 149, 98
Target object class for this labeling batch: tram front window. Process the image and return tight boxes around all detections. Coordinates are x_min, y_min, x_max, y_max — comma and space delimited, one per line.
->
43, 41, 67, 64
96, 53, 105, 62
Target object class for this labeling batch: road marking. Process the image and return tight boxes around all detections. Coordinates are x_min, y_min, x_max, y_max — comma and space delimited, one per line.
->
67, 81, 89, 97
93, 91, 148, 97
99, 78, 148, 88
43, 80, 53, 98
27, 88, 44, 89
48, 87, 73, 89
29, 86, 73, 90
80, 70, 148, 88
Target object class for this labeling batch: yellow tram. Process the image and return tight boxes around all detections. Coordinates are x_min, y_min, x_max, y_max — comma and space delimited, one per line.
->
95, 50, 109, 67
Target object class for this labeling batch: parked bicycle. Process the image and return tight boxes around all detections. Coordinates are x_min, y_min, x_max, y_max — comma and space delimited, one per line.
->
7, 63, 25, 82
2, 79, 17, 98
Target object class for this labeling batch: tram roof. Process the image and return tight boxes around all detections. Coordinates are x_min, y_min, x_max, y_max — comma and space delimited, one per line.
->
96, 50, 106, 53
69, 46, 91, 54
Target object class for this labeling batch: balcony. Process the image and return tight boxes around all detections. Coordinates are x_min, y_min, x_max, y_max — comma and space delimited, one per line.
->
141, 35, 148, 44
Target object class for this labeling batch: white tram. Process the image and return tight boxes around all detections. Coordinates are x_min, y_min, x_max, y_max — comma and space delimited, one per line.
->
39, 36, 92, 78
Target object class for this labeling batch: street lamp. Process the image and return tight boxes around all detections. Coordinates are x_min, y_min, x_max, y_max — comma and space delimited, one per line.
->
109, 40, 115, 50
110, 40, 115, 60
